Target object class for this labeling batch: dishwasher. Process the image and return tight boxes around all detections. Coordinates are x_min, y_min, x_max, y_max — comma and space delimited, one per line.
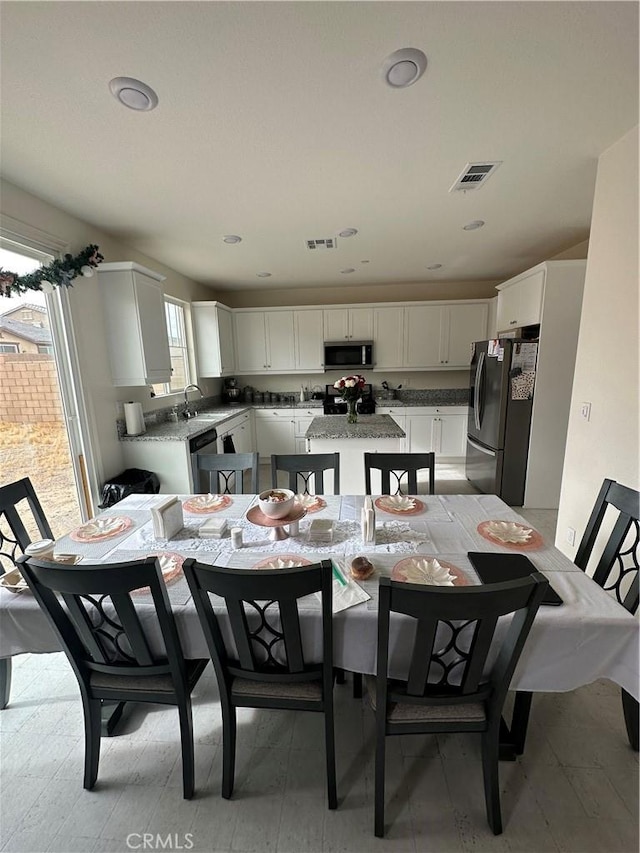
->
189, 427, 218, 493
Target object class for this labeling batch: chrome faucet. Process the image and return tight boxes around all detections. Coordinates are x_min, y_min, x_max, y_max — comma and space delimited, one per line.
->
183, 384, 204, 419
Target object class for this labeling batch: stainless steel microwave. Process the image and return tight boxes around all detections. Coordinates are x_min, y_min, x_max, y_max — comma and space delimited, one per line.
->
323, 341, 374, 370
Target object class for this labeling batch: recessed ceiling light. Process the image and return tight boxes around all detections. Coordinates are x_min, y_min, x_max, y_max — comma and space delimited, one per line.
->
223, 235, 242, 244
381, 48, 427, 88
109, 77, 158, 111
427, 263, 443, 270
361, 260, 370, 264
340, 268, 356, 274
256, 272, 272, 277
463, 220, 485, 231
338, 228, 358, 238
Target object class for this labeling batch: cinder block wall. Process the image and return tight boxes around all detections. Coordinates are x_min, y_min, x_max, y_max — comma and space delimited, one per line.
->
0, 354, 64, 423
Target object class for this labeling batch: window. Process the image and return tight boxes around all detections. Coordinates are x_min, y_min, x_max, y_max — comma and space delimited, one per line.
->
151, 298, 192, 396
37, 344, 54, 355
0, 343, 19, 353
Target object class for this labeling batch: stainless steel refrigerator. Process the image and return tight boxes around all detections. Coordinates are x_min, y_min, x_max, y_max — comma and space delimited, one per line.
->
466, 339, 538, 506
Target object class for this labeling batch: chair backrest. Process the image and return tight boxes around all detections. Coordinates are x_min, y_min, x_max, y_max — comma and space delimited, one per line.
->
183, 559, 333, 695
376, 574, 548, 714
364, 452, 436, 495
270, 453, 340, 495
574, 478, 640, 614
195, 452, 259, 494
18, 555, 188, 689
0, 477, 53, 575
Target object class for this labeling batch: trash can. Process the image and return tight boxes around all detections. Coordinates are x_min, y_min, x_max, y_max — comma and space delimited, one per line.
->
99, 468, 160, 509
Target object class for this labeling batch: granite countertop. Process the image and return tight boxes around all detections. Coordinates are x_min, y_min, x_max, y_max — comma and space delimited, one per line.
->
305, 414, 406, 440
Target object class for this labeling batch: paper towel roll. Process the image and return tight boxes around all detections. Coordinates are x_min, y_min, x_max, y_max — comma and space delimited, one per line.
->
124, 402, 146, 436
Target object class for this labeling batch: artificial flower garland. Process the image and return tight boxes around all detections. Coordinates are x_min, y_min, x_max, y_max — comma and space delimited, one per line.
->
0, 244, 104, 297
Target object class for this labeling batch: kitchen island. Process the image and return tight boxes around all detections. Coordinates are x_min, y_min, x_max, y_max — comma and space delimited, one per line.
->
306, 414, 406, 494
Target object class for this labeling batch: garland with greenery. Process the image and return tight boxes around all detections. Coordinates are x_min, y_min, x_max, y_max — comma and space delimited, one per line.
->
0, 245, 104, 297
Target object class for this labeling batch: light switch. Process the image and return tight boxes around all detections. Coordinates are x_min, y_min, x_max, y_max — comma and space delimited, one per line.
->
580, 402, 591, 421
566, 527, 576, 546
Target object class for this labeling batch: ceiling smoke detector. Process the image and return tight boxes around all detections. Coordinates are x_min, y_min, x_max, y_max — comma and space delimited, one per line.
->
109, 77, 158, 111
381, 48, 427, 88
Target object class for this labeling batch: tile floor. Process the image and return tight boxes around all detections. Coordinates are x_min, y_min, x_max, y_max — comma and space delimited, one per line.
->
1, 468, 637, 852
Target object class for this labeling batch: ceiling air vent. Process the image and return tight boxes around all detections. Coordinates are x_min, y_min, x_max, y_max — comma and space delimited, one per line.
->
449, 161, 502, 193
306, 238, 337, 250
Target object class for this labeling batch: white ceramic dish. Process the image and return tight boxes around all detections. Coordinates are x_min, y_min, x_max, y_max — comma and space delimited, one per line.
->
258, 489, 295, 519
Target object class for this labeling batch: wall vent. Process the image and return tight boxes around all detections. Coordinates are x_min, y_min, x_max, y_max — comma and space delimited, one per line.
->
449, 161, 502, 192
306, 238, 337, 250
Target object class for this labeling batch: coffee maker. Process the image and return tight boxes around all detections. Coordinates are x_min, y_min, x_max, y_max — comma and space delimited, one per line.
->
222, 377, 241, 404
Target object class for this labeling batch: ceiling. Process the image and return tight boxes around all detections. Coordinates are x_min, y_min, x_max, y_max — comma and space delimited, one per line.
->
1, 1, 638, 293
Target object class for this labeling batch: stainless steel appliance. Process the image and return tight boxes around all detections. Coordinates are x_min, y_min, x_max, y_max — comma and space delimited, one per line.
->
189, 427, 218, 492
324, 341, 373, 370
222, 377, 241, 403
323, 384, 375, 415
466, 339, 538, 506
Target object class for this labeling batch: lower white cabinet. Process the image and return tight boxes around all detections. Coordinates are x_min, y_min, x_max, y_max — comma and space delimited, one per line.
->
216, 411, 253, 454
403, 407, 467, 459
375, 407, 407, 450
254, 410, 296, 459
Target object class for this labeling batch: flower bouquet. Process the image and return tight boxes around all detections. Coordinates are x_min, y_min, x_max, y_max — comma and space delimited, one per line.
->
334, 374, 366, 423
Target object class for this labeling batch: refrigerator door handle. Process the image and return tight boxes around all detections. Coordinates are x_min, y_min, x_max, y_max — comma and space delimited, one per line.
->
473, 351, 486, 431
467, 435, 496, 456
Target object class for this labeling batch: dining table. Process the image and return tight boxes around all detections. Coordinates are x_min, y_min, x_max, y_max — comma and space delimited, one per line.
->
1, 491, 638, 751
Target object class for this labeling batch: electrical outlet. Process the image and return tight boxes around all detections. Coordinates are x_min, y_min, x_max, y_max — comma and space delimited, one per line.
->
580, 402, 591, 421
566, 527, 576, 546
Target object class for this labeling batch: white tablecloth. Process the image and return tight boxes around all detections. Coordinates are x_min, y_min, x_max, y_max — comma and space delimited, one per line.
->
1, 493, 638, 699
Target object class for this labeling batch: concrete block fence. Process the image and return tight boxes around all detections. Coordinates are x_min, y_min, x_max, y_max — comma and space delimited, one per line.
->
0, 354, 64, 424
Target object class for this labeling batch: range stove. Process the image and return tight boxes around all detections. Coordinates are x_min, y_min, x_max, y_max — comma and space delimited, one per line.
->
322, 384, 376, 415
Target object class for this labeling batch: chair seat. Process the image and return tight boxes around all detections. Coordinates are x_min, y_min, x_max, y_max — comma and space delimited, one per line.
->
90, 659, 207, 693
232, 676, 322, 701
365, 675, 486, 723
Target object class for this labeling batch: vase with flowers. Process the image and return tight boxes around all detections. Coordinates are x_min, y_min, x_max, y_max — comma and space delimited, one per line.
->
333, 374, 366, 424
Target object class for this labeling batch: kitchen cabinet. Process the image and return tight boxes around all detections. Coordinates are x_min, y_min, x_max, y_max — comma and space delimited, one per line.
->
294, 310, 324, 371
404, 304, 487, 368
96, 262, 171, 386
373, 307, 405, 370
234, 310, 295, 373
324, 307, 373, 341
375, 406, 407, 450
404, 407, 467, 459
253, 409, 296, 459
192, 301, 235, 377
217, 411, 253, 454
293, 408, 318, 453
496, 267, 545, 331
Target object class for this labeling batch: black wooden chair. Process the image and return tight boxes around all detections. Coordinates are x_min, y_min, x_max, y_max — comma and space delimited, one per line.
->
364, 451, 436, 495
270, 452, 340, 495
513, 478, 640, 753
0, 477, 55, 709
368, 573, 548, 838
194, 451, 259, 494
182, 558, 337, 808
18, 554, 208, 798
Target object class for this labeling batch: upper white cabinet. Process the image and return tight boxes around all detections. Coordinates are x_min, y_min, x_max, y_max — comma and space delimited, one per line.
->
234, 310, 295, 373
373, 306, 405, 370
96, 262, 171, 386
403, 303, 487, 369
495, 267, 545, 331
294, 309, 324, 371
192, 301, 235, 377
324, 307, 373, 341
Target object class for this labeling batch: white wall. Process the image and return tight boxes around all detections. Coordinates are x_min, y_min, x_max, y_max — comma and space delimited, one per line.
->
556, 126, 639, 554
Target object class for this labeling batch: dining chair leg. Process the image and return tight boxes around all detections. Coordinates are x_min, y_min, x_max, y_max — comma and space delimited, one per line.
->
82, 696, 102, 790
221, 703, 237, 799
324, 702, 337, 809
621, 689, 639, 751
352, 672, 362, 699
481, 728, 503, 835
511, 690, 533, 754
374, 720, 387, 837
178, 698, 196, 799
0, 658, 12, 709
335, 668, 346, 685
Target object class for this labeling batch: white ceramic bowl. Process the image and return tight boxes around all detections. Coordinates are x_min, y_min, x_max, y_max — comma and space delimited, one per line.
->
258, 488, 295, 519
